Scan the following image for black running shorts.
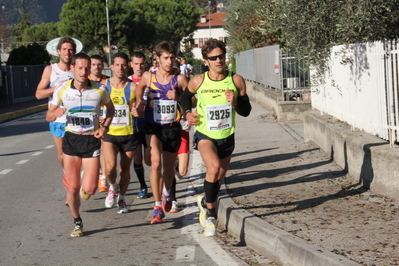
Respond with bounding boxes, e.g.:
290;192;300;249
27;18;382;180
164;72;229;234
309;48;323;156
63;131;101;158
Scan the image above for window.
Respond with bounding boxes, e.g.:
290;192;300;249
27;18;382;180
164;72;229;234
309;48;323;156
199;38;203;48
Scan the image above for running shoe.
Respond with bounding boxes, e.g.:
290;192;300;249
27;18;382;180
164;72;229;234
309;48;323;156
162;194;172;212
136;187;148;199
150;206;165;224
170;201;179;213
105;188;118;208
70;221;83;237
80;186;91;200
117;199;128;214
98;175;108;192
196;195;208;227
63;173;68;189
203;217;218;237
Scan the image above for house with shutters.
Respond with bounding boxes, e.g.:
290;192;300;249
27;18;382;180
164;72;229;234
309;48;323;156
181;12;229;60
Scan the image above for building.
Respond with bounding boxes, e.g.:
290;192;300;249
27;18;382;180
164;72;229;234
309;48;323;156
182;12;229;60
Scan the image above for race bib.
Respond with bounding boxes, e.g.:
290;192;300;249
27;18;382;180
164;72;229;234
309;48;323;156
111;105;130;127
67;112;94;133
206;104;232;131
153;100;177;124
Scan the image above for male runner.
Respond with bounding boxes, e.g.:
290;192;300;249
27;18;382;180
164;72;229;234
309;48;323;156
89;54;109;192
129;51;150;199
46;53;114;237
135;41;188;224
180;38;252;236
36;36;76;197
102;52;141;214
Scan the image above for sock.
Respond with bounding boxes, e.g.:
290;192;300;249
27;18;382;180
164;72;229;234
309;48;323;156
204;180;220;203
109;183;117;191
155;201;162;207
207;208;217;219
74;216;82;224
118;194;125;201
162;185;170;196
134;163;146;188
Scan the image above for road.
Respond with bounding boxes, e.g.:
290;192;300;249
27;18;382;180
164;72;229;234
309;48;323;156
0;112;251;266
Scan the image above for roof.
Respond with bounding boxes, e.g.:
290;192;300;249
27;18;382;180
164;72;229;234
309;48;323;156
196;12;226;28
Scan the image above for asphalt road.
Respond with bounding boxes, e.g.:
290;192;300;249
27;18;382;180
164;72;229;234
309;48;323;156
0;112;253;266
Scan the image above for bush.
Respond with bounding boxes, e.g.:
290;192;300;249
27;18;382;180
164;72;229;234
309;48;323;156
7;42;51;65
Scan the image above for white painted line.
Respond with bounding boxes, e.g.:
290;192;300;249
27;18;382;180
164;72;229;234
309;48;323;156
181;150;241;266
176;246;195;262
0;169;13;175
16;160;29;164
31;152;43;156
45;145;54;149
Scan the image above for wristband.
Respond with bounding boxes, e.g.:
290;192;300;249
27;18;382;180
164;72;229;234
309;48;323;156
101;125;109;132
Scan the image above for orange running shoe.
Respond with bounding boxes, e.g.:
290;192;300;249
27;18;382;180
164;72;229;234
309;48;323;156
150;206;165;224
98;175;108;192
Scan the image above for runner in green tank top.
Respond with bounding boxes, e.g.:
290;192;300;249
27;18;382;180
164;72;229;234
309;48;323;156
180;39;252;237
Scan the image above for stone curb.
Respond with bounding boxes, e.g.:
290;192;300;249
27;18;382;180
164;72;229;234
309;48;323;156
0;104;47;124
217;184;361;266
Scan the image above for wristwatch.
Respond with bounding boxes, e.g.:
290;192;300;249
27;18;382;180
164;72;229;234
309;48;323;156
101;125;109;132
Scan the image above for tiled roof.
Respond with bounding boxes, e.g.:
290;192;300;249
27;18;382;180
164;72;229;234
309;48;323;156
196;12;226;28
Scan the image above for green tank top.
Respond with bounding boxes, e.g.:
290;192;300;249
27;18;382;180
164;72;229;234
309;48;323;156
196;71;238;139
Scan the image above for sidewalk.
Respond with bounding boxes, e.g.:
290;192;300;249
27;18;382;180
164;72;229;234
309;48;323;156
0;99;47;123
3;99;398;266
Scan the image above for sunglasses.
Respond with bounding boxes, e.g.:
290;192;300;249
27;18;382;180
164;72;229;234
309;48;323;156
206;54;226;61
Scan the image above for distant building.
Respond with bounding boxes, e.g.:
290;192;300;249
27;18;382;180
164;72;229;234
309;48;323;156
181;12;229;60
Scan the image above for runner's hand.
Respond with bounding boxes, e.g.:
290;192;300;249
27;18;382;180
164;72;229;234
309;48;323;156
225;88;236;106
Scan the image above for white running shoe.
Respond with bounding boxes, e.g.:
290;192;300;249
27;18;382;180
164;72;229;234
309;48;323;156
117;199;128;214
170;201;179;213
105;188;118;208
203;217;218;237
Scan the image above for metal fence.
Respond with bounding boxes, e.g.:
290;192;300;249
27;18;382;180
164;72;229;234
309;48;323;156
235;45;310;101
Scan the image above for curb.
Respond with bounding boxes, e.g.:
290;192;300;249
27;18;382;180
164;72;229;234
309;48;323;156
0;104;47;124
217;184;361;266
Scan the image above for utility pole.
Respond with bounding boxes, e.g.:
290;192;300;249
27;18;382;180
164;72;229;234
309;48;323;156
208;0;211;38
106;0;111;65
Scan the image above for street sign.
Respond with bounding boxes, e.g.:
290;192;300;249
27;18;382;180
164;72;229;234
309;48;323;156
46;37;83;57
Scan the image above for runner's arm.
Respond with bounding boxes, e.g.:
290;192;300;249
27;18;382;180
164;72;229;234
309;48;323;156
36;65;54;99
233;74;251;117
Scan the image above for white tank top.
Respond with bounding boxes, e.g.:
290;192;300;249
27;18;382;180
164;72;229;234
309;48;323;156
49;64;74;123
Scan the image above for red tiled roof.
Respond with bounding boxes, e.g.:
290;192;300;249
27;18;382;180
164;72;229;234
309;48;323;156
196;12;226;28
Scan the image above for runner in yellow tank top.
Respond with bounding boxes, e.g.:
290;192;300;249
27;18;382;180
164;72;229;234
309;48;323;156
101;52;142;214
180;39;252;237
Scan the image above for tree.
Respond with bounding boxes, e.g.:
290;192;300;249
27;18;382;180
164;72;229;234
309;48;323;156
7;42;50;65
12;0;31;41
254;0;399;74
224;0;280;55
22;22;59;42
126;0;202;53
58;0;131;61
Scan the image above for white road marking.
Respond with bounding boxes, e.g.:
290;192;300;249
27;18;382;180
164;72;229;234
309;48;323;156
181;150;241;266
31;152;43;156
0;169;12;175
16;160;29;164
45;145;54;149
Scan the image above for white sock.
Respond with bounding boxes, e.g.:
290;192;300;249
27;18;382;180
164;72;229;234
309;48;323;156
109;183;117;191
162;186;170;196
155;201;162;207
118;194;125;201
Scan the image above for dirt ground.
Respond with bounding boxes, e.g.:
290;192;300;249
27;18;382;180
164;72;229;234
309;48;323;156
219;111;399;266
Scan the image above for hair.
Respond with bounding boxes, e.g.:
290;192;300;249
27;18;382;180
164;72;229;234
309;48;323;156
90;54;104;62
131;51;145;60
71;53;90;66
111;51;129;65
57;36;77;52
154;41;176;57
201;38;226;59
